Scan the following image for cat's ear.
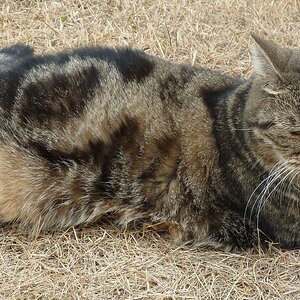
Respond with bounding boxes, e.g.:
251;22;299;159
250;34;291;79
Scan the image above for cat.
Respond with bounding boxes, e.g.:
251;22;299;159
0;34;299;251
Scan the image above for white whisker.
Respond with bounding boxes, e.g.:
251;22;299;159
234;128;253;131
243;160;295;243
245;161;287;223
256;168;294;230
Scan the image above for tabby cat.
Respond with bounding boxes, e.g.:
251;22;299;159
0;35;299;251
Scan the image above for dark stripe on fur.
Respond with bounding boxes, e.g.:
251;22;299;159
70;47;155;83
201;86;233;119
204;83;266;215
159;66;196;107
0;76;20;116
31;117;141;200
95;118;141;199
19;63;101;124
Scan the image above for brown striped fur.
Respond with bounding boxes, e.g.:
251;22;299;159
0;36;299;250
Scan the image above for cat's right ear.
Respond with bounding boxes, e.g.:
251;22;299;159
250;34;293;95
250;34;291;79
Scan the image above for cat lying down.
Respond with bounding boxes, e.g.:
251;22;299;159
0;34;299;251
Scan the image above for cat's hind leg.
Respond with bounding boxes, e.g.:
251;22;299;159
0;136;144;235
0;141;101;233
0;43;34;71
0;43;34;59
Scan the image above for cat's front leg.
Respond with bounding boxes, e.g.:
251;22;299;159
174;209;259;251
200;210;259;251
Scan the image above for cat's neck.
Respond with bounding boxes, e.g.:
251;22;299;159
177;78;267;206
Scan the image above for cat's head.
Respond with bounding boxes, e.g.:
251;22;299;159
244;34;300;170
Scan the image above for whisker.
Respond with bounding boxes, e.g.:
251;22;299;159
256;167;294;229
244;161;294;244
255;165;291;213
285;170;300;211
246;161;288;223
253;163;294;245
233;128;253;131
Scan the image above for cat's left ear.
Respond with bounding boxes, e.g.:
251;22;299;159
250;34;292;79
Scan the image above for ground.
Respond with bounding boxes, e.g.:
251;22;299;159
0;0;300;299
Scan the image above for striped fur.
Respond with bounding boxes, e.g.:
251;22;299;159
0;36;299;250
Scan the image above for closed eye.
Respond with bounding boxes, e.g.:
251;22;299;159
290;130;300;136
255;121;275;130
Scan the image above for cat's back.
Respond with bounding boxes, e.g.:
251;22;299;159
0;44;238;119
0;44;244;152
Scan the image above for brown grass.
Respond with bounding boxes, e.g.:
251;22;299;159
0;0;300;299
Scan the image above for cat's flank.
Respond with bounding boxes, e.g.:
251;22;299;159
0;35;299;251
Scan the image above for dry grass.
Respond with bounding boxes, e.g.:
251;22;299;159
0;0;300;299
